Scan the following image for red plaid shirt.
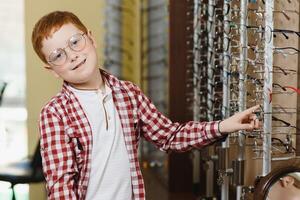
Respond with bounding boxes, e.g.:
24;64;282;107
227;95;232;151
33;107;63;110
39;70;225;200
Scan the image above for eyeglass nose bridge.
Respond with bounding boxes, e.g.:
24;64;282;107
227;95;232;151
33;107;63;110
63;45;80;63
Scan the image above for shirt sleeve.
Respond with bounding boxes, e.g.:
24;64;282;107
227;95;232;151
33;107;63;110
133;84;227;152
39;109;78;199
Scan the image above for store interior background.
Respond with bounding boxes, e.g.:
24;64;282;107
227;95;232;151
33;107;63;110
0;0;299;200
1;0;171;199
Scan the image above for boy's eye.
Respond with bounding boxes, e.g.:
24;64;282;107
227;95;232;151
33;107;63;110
54;52;62;59
49;49;65;62
71;39;79;46
69;36;81;47
68;33;86;51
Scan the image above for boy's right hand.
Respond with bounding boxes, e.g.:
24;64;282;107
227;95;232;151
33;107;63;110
219;105;261;134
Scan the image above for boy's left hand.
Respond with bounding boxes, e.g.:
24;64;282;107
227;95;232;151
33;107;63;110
219;105;261;134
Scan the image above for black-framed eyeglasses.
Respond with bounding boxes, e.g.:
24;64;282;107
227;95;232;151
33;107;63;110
47;33;87;66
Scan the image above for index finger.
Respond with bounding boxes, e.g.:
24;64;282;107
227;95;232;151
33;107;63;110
242;105;261;115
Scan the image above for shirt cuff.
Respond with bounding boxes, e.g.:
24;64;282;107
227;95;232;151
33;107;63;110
206;120;228;143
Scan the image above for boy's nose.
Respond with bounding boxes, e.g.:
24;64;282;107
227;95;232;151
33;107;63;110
65;47;79;63
70;54;79;63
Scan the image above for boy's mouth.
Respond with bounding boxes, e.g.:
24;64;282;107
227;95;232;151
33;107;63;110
72;59;86;70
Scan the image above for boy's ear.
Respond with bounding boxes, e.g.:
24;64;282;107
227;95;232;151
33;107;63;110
44;65;60;78
87;30;97;48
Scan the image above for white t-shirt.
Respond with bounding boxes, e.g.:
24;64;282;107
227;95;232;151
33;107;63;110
70;84;132;200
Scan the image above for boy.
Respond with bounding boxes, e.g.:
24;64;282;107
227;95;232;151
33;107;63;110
32;11;260;200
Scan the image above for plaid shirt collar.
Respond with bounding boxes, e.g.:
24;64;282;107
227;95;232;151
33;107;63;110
62;69;122;97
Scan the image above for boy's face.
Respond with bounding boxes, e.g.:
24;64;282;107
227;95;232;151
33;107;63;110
41;23;98;86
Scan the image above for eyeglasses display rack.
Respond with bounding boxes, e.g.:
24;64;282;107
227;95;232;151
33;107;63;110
186;0;300;199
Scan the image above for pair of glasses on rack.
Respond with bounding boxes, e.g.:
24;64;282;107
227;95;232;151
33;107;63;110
253;66;296;76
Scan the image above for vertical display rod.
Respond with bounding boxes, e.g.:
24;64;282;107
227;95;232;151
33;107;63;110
221;0;231;199
236;0;247;199
262;0;274;176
